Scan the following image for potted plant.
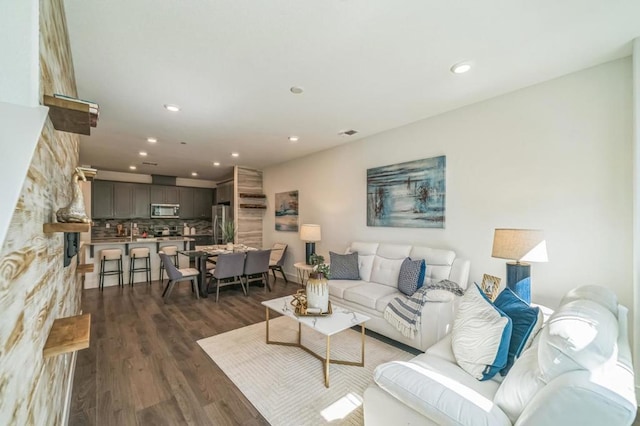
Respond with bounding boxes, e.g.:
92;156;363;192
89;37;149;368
307;253;330;313
221;220;235;250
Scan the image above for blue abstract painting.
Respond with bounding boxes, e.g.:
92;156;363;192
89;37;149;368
367;156;446;228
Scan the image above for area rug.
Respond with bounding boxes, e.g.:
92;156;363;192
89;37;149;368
197;316;415;426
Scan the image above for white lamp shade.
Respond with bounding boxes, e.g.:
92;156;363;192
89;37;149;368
491;228;548;263
300;224;321;242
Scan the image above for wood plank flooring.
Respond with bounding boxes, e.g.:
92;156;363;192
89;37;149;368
70;277;295;425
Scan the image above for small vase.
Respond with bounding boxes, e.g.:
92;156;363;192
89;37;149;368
306;272;329;313
226;242;234;251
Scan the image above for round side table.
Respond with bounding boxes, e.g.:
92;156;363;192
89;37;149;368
293;262;314;286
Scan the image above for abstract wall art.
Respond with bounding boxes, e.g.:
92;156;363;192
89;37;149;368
367;155;446;228
275;190;299;231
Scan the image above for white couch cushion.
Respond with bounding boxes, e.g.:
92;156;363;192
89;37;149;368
370;256;405;287
376;243;412;259
356;254;375;282
537;299;618;382
328;280;366;299
560;285;618;317
343;282;398;310
409;246;455;285
348;241;379;256
373;355;511;426
452;284;512;381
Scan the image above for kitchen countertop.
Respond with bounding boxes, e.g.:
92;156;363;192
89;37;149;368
89;237;195;245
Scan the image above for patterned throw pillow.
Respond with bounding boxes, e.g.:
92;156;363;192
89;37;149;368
329;251;360;280
397;258;426;296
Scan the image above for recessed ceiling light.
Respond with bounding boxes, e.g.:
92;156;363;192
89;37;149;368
450;61;472;74
164;104;181;112
147;137;157;143
213;162;220;166
139;151;147;156
180;141;187;145
191;172;198;177
339;129;359;136
290;86;304;94
129;166;137;170
288;136;299;142
231;152;239;157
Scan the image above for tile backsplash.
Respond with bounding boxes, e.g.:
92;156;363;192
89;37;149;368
91;218;212;238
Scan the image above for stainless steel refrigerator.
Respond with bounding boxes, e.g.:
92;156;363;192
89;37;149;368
212;205;232;245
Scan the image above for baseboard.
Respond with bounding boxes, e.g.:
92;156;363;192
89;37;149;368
61;349;78;425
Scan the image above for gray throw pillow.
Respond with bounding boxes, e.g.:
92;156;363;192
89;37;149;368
398;257;425;296
329;251;360;280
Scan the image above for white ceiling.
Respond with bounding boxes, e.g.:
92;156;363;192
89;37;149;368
64;0;640;182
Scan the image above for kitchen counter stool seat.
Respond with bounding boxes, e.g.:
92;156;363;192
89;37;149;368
99;248;124;290
129;247;151;285
158;245;179;283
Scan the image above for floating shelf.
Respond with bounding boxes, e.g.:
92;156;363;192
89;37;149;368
238;193;266;199
43;95;92;136
76;264;94;273
239;204;267;209
43;223;91;233
43;313;91;358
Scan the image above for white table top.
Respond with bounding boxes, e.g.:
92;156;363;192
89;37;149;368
262;295;370;336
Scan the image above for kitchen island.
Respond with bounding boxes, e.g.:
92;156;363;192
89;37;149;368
82;237;195;289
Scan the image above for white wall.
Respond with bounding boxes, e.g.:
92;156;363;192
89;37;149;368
263;58;633;311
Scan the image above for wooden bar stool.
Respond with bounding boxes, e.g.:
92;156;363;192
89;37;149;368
99;248;124;290
158;245;179;284
129;247;151;286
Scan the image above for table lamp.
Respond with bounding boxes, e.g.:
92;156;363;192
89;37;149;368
300;224;321;265
491;228;548;303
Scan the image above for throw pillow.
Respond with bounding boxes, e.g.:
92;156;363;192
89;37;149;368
329;251;360;280
451;284;512;381
397;258;426;296
493;288;542;375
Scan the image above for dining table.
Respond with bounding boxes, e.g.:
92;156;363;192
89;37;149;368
178;245;258;298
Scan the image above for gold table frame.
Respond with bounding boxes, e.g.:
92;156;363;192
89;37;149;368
265;307;366;388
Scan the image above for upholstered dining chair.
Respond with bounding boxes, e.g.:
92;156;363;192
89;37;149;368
208;252;246;302
243;249;271;294
159;252;200;303
268;243;288;285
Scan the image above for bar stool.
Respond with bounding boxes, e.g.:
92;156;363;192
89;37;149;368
99;248;124;290
158;245;179;284
129;247;151;286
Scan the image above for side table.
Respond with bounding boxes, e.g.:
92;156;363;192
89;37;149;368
293;261;314;286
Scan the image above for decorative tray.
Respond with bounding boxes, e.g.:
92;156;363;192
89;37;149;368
290;290;333;316
295;301;333;317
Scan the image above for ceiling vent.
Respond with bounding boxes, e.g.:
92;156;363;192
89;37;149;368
142;161;158;166
339;129;358;136
152;174;177;186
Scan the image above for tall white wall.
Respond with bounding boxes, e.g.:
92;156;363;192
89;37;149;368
263;58;633;311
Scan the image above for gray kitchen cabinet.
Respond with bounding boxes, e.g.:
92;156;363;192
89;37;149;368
151;185;180;204
194;188;213;218
179;187;194;218
92;180;114;218
132;184;150;218
216;181;233;205
113;183;133;218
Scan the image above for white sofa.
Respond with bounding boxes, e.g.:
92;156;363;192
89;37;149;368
364;285;637;426
327;241;470;352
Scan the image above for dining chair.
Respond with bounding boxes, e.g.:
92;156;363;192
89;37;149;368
269;243;288;285
159;252;200;303
243;249;272;294
208;252;246;302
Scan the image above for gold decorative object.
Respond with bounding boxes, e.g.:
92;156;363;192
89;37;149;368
480;273;501;301
290;289;332;316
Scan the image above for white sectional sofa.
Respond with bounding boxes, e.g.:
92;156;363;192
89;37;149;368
327;241;470;352
364;285;637;426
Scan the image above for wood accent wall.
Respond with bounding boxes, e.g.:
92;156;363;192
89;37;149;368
0;0;83;423
234;167;265;248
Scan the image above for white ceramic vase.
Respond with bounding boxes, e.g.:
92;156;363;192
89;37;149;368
306;273;329;313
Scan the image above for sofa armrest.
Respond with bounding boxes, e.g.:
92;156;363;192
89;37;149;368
450;258;470;289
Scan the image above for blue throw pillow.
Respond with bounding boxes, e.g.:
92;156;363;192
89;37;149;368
397;258;426;296
493;287;541;375
329;251;360;280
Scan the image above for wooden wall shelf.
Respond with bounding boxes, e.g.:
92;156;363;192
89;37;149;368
77;264;94;273
43;223;90;233
238;193;266;199
43;95;92;136
43;313;91;358
239;204;267;209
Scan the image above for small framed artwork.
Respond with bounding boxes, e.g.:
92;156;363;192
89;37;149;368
480;274;501;301
275;190;299;232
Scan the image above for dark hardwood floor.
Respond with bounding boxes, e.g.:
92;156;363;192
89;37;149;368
70;276;295;426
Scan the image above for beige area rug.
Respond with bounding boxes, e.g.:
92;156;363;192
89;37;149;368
197;316;415;426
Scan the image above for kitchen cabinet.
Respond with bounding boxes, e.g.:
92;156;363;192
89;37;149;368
92;180;114;218
216;181;233;205
194;188;213;218
113;183;133;218
179;187;194;219
150;185;179;204
132;184;150;217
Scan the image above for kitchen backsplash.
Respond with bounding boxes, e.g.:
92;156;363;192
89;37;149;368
91;218;212;238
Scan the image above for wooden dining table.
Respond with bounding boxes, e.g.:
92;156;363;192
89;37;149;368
178;245;258;298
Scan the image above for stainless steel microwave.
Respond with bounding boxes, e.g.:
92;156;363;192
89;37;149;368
150;203;180;218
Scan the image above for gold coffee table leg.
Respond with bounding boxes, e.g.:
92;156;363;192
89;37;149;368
325;335;331;387
265;307;269;343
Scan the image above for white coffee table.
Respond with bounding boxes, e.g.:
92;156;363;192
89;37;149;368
262;295;370;388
